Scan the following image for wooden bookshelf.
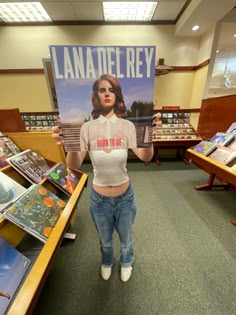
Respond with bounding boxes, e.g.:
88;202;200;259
187;148;236;190
0;131;88;315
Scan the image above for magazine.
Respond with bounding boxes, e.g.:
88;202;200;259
49;45;156;151
1;184;66;243
209;132;234;146
192;140;217;156
46;162;83;196
0;172;27;212
7;149;53;184
0;237;31;315
208;146;236;165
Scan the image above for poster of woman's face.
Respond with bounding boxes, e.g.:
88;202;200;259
49;45;156;151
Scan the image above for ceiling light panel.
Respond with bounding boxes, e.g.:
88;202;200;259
0;2;52;22
103;2;158;21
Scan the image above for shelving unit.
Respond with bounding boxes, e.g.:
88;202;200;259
152;109;202;164
21;112;59;131
0;131;88;315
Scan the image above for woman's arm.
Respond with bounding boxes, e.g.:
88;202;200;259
132;146;154;163
51;125;87;169
66;151;87;169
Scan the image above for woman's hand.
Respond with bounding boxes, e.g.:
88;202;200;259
51;120;63;145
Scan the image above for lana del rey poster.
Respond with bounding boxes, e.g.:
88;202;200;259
49;45;156;152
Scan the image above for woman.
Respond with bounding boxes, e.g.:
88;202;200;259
52;74;153;282
80;74;137;151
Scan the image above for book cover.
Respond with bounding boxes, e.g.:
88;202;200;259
7;149;53;184
0;172;27;212
208;146;236;165
0;136;21;155
2;184;66;243
209;132;234;146
192;140;217;156
0;237;31;315
46;162;82;196
0;138;15;168
49;45;156;151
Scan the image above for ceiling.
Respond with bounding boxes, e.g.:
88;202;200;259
0;0;235;37
0;0;236;97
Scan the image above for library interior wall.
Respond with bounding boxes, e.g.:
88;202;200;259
0;24;213;121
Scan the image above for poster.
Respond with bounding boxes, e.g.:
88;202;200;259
49;45;156;151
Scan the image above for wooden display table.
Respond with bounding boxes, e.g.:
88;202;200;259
187;148;236;190
0;131;88;315
153;138;202;165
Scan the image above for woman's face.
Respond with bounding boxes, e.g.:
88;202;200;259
97;80;116;109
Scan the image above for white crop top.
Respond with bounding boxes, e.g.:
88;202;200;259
89;149;129;186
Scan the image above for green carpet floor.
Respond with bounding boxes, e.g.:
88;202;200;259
33;160;236;315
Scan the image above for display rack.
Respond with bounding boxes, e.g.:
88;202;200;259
21;112;59;131
152;109;202;164
0;131;88;315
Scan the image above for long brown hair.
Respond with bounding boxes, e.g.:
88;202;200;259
91;74;127;119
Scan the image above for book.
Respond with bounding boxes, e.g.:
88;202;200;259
1;184;66;243
6;149;53;184
209;132;234;146
46;162;82;196
0;237;31;315
208;146;236;165
0;172;27;212
192;140;217;156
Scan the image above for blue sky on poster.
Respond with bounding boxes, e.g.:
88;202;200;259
50;46;156;123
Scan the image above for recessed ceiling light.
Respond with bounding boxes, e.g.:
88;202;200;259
216;49;220;53
103;2;158;21
233;34;236;38
0;2;52;23
192;25;200;31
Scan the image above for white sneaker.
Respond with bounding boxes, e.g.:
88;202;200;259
101;265;112;280
121;266;132;282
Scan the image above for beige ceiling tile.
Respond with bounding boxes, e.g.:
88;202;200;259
73;2;103;20
153;2;185;20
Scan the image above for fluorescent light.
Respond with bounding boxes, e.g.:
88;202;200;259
103;2;158;21
0;2;52;22
192;25;200;31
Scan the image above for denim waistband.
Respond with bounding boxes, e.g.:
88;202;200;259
91;182;132;200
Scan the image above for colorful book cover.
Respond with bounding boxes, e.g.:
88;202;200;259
47;162;82;196
209;132;234;146
0;172;27;212
208;146;236;165
2;184;66;243
0;138;15;168
49;45;156;151
7;149;53;184
193;140;217;156
0;136;21;155
0;237;31;315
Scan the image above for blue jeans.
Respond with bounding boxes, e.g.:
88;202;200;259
90;184;136;268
